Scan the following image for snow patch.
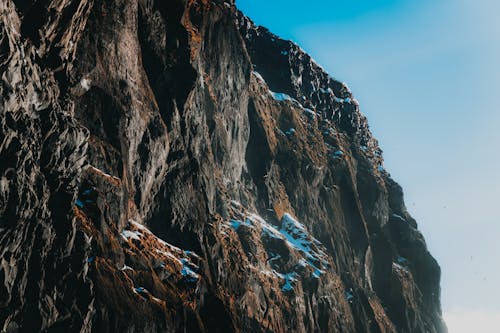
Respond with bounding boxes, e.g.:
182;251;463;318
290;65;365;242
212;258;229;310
228;203;331;292
278;272;298;292
334;96;353;104
303;108;316;118
270;91;294;102
345;289;354;303
121;265;134;271
392;214;406;222
252;71;265;83
121;230;141;241
121;220;201;282
180;258;200;282
80;78;91;91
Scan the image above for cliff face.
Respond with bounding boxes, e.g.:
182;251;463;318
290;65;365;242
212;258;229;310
0;0;446;332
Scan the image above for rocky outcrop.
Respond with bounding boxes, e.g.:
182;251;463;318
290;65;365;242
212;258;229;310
0;0;446;332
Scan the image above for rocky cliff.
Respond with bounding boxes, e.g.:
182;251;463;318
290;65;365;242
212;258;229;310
0;0;446;332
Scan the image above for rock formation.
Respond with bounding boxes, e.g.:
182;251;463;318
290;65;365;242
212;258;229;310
0;0;446;332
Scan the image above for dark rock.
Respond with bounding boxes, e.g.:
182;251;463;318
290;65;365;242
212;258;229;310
0;0;446;332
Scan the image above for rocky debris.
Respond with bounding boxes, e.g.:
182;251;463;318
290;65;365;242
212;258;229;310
0;0;446;332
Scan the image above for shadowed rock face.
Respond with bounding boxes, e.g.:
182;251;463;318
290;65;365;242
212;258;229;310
0;0;446;332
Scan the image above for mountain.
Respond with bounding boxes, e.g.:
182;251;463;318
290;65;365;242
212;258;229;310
0;0;446;332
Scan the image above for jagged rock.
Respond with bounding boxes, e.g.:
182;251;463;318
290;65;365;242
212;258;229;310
0;0;446;332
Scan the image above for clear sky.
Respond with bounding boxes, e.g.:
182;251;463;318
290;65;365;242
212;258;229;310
237;0;500;331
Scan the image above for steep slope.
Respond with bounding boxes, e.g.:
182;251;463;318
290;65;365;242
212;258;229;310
0;0;446;332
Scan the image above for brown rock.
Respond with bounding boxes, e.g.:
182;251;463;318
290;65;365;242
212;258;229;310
0;0;446;332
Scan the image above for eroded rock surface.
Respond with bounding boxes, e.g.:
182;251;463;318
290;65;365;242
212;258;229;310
0;0;446;332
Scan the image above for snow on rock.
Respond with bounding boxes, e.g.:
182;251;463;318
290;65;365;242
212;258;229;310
121;220;201;283
120;265;134;271
251;71;265;83
270;91;294;102
229;219;243;230
180;258;200;282
252;72;320;121
279;214;328;266
303;108;316;118
320;87;333;95
121;229;141;241
279;213;313;253
397;256;409;265
391;213;407;223
334;96;353;104
132;286;164;303
247;213;284;240
344;289;354;303
80;77;91;91
227;202;331;292
393;262;409;273
277;272;298;292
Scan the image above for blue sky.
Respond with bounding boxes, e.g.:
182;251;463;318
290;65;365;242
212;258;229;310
237;0;500;331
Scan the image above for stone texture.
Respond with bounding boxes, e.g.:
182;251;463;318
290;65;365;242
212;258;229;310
0;0;446;332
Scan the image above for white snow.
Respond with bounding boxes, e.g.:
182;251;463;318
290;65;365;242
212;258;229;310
396;256;408;265
344;290;354;303
133;286;146;294
86;165;120;183
280;213;313;254
252;71;265;83
303;108;316;117
121;220;200;282
121;264;135;271
392;214;406;222
334;96;353;104
342;82;352;94
229;219;247;230
227;204;331;291
180;258;200;281
247;213;283;239
270;91;294;102
312;268;323;278
130;220;149;232
121;230;141;241
275;271;298;292
80;77;91;91
393;262;408;272
132;286;163;303
231;200;242;207
268;253;282;263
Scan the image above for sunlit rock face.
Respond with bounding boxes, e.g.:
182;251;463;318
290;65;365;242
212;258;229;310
0;0;446;332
